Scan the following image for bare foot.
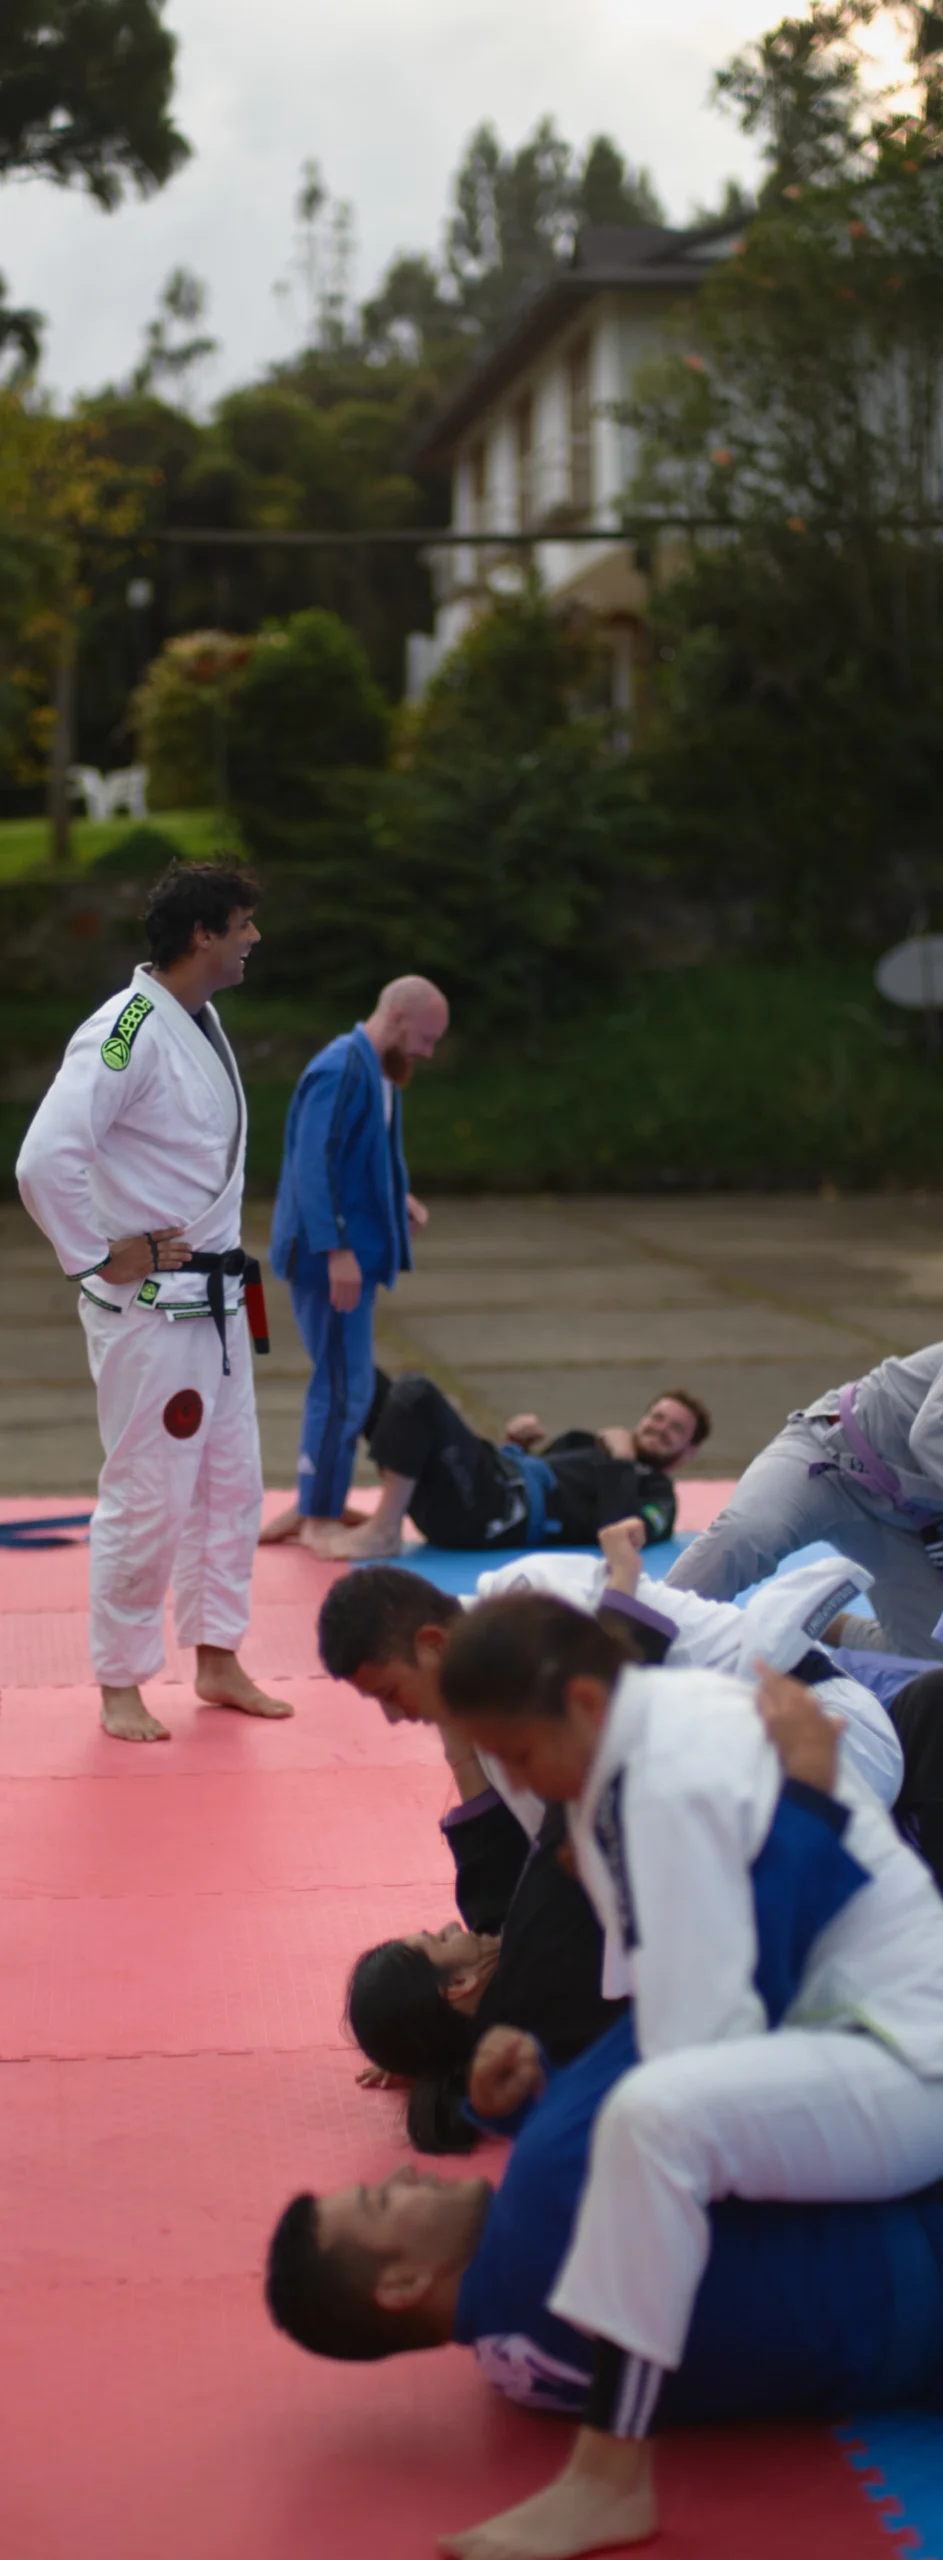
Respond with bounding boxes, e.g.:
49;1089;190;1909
440;2437;657;2560
261;1504;371;1547
299;1517;404;1560
194;1647;294;1719
101;1685;171;1743
258;1502;302;1545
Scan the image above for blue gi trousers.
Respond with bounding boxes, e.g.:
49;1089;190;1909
290;1278;377;1518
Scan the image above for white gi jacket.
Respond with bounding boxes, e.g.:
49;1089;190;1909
571;1663;943;2076
16;965;247;1313
475;1550;904;1812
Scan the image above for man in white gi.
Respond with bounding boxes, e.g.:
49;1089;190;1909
318;1541;906;1836
437;1594;943;2560
665;1343;943;1661
16;860;290;1744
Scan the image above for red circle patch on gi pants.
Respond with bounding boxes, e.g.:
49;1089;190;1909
162;1389;204;1440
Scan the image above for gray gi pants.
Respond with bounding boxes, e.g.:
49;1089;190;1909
665;1415;943;1662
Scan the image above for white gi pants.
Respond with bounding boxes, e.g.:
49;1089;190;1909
80;1296;263;1686
665;1416;943;1661
551;2029;943;2382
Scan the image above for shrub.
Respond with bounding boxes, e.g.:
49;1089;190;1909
132;631;256;811
228;608;388;859
387;589;665;1026
93;824;185;877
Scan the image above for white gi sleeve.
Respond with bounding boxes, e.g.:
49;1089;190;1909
16;1014;148;1277
475;1554;607;1610
626;1740;770;2059
908;1369;943;1497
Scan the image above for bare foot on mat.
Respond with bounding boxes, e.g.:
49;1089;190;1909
101;1686;171;1743
440;2438;657;2560
258;1502;301;1544
299;1518;404;1560
195;1648;294;1718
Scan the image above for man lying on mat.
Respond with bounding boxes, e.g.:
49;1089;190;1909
265;2008;943;2466
413;1603;943;2559
287;1371;708;1559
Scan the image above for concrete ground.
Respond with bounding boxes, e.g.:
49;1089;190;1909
2;1192;942;1497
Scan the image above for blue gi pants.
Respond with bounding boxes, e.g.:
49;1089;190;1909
290;1278;377;1518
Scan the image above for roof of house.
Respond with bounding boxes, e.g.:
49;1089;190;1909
410;217;746;467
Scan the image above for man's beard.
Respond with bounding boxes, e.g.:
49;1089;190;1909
381;1045;415;1088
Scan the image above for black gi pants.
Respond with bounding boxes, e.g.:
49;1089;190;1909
890;1670;943;1896
364;1370;527;1550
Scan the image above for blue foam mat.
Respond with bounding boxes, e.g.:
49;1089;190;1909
382;1534;875;1608
373;1534;691;1595
838;2411;943;2554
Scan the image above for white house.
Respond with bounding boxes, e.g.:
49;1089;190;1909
408;218;746;709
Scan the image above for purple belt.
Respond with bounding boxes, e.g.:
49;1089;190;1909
810;1382;929;1515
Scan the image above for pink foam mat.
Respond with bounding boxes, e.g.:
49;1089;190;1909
0;1765;457;1898
0;2279;895;2560
0;1480;893;2560
0;1880;458;2059
0;1680;445;1777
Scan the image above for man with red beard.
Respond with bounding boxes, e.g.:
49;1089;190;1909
263;978;449;1551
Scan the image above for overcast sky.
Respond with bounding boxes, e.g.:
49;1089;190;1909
4;1;817;406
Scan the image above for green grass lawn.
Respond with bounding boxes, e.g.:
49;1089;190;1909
0;808;239;880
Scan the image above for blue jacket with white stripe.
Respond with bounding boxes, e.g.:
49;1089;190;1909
270;1024;412;1290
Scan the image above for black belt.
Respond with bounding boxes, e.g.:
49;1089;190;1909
790;1645;836;1687
186;1251;269;1375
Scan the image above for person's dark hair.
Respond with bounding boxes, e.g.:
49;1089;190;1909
346;1940;474;2076
407;2061;479;2156
652;1387;712;1448
265;2191;433;2362
318;1565;458;1681
143;859;261;969
346;1941;480;2156
441;1594;622;1725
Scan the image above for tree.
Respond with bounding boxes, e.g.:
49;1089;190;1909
0;272;43;384
0;393;148;856
619;11;943;943
273;158;358;356
0;1;189;204
441;119;666;339
713;4;943;203
688;176;755;229
714;4;877;199
577;137;664;229
361;254;465;366
228;607;388;858
131;267;218;405
388;591;647;1026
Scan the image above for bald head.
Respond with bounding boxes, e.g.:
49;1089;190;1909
366;978;449;1083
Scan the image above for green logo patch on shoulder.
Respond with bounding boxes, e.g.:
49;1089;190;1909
101;993;153;1072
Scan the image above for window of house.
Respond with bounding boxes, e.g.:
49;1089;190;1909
568;337;593;515
515;394;534;528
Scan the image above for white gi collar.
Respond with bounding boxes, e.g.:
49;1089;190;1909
133;964;244;1140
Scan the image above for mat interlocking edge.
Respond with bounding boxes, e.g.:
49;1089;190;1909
0;1492;934;2558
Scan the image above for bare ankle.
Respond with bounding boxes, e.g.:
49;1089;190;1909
569;2431;652;2492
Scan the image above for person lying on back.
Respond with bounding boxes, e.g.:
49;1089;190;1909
303;1372;709;1558
266;2008;943;2434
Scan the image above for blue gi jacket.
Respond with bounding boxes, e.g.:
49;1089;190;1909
270;1024;412;1290
455;2015;943;2424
